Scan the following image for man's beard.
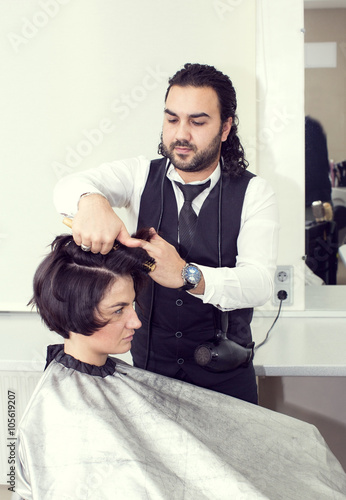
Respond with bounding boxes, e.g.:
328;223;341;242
159;127;223;173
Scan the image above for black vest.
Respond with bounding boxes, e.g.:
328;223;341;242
131;158;255;381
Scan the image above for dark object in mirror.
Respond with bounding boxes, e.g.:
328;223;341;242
334;161;346;187
305;220;338;285
305;116;332;208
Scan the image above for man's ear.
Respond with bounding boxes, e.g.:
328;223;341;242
221;117;233;142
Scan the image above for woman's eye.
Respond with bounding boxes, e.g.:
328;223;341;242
114;308;123;315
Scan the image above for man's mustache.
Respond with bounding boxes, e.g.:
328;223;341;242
170;140;197;152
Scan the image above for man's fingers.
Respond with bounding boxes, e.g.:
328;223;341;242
71;223;159;255
122;237;147;249
116;227;138;247
72;229;115;255
99;241;115;255
148;227;161;240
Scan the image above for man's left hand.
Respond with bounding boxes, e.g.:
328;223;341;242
126;228;186;288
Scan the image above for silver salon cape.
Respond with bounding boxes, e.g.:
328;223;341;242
14;345;346;500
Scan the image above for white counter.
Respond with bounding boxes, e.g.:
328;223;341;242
252;316;346;377
1;288;345;377
252;286;346;376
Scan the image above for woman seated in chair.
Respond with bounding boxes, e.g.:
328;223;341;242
15;234;346;500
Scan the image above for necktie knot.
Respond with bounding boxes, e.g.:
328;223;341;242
175;180;211;203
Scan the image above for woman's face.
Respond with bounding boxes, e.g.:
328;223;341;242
66;275;142;366
91;275;142;356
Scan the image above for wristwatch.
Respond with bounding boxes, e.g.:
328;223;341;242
181;263;202;291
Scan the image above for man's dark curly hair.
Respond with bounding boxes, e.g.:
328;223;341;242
158;63;248;177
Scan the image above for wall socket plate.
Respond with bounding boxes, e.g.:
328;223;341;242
272;265;293;306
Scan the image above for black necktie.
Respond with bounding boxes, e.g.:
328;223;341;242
175;180;211;257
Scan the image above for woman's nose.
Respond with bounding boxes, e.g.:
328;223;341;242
128;309;142;330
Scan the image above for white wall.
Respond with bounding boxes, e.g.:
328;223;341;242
256;0;306;311
0;0;256;311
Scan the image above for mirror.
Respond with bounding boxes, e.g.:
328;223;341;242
304;1;346;286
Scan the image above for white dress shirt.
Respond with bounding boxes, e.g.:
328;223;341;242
54;156;280;311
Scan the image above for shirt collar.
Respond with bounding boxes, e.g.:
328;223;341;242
166;160;221;190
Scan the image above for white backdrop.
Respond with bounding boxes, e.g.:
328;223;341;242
0;0;256;311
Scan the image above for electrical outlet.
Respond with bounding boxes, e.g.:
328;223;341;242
272;265;293;306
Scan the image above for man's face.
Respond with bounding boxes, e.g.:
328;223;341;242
161;85;232;178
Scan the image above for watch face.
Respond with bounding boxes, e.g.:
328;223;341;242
185;265;201;285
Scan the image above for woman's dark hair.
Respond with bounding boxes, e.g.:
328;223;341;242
158;63;249;177
28;233;153;339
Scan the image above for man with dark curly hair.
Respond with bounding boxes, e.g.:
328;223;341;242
54;63;279;403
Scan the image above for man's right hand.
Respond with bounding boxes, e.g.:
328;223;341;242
72;194;133;254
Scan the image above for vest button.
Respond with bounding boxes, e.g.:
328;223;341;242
176;299;183;306
175;331;183;338
177;358;184;365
